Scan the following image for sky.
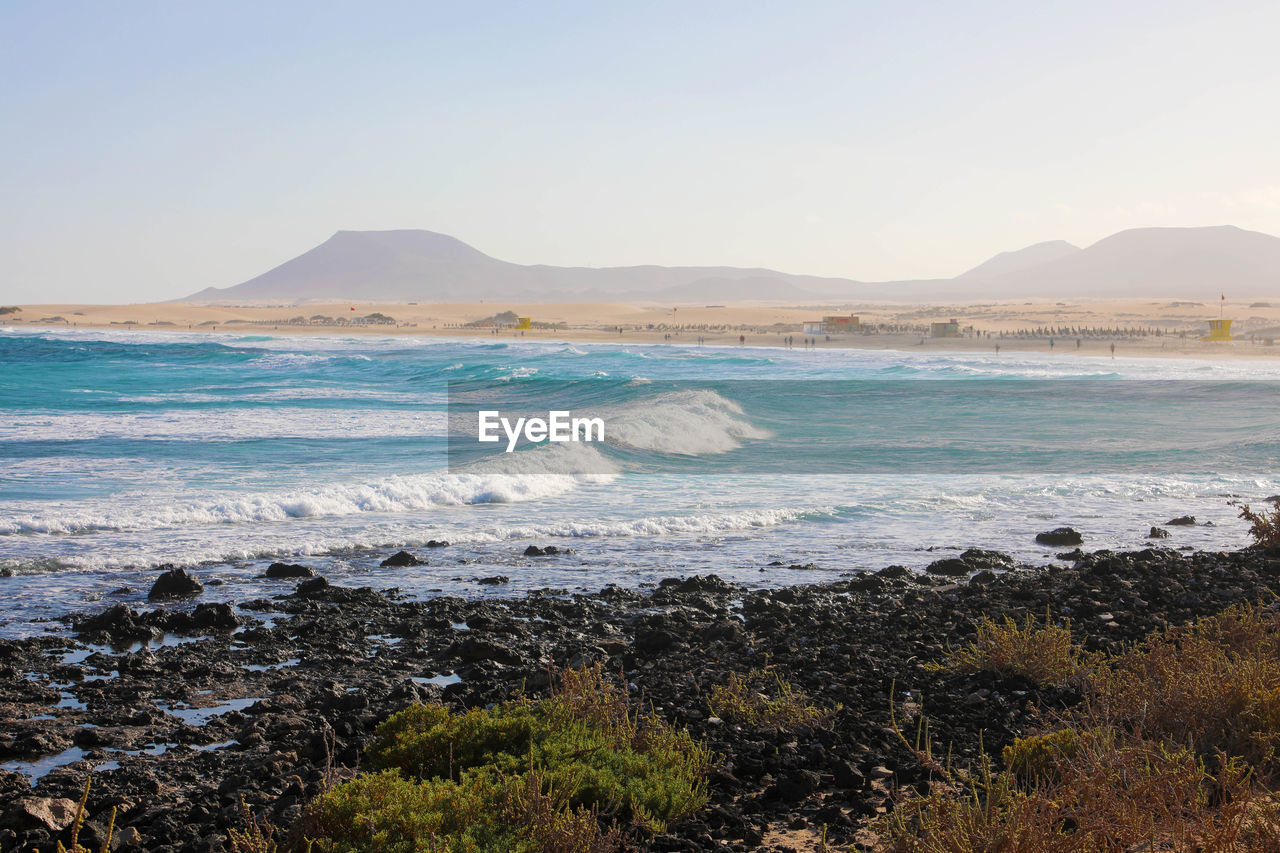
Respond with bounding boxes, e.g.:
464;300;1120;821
3;0;1279;304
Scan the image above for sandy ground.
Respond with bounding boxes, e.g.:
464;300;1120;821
7;297;1280;359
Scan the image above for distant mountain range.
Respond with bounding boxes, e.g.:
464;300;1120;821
185;225;1280;304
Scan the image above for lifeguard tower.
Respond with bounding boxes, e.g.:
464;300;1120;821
516;317;531;330
1203;318;1233;341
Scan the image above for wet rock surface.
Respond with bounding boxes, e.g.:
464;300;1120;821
2;546;1279;851
379;551;424;568
146;569;204;601
262;563;315;579
1034;527;1083;546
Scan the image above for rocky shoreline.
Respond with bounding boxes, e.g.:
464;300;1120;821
3;544;1279;852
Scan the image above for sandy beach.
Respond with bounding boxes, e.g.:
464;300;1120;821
7;297;1280;359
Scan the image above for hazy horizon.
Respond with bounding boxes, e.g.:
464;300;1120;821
3;1;1279;303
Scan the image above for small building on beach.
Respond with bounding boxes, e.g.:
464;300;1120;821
931;319;961;338
803;315;862;334
1203;318;1234;341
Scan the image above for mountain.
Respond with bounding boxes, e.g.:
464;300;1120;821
185;230;851;304
959;240;1081;279
963;226;1280;299
184;225;1280;304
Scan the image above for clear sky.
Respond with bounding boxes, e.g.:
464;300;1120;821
3;0;1279;303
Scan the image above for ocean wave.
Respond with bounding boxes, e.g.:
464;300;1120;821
0;408;447;441
464;442;618;478
249;352;368;369
605;389;771;455
462;505;823;541
0;467;598;535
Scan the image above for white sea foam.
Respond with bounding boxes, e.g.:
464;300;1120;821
464;442;618;479
0;408;447;441
459;505;820;541
0;466;595;535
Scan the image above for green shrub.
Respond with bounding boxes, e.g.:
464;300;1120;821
1001;729;1082;784
298;769;503;853
295;665;709;852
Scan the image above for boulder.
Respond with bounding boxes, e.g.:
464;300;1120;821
263;562;315;578
1035;527;1083;546
925;558;971;577
294;577;330;597
1147;527;1171;539
928;548;1015;577
524;545;563;557
876;565;912;580
1166;516;1196;526
74;604;146;637
425;539;450;548
380;551;424;568
957;548;1015;569
148;568;203;600
188;602;240;630
477;576;509;586
450;637;523;666
658;575;734;594
5;797;79;832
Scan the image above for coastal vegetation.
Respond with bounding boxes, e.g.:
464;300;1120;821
934;611;1089;686
1240;501;1280;549
882;603;1280;850
289;664;709;852
707;669;833;728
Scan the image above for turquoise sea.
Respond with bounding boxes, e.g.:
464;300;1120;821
2;327;1278;637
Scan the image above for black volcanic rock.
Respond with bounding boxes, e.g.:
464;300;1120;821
1035;527;1083;546
1166;516;1196;526
264;562;315;578
294;577;330;597
380;551;424;567
147;568;203;600
524;545;567;557
928;548;1016;577
11;544;1280;853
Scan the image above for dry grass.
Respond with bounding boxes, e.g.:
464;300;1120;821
939;611;1089;686
879;602;1280;852
226;796;279;853
882;731;1280;852
1090;602;1280;775
707;669;835;728
1241;503;1280;548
